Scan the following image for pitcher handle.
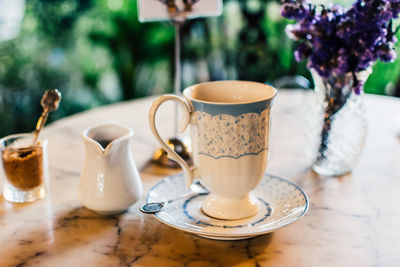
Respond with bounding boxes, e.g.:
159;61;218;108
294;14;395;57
149;95;194;188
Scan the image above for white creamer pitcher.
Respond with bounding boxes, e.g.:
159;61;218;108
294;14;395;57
79;123;143;214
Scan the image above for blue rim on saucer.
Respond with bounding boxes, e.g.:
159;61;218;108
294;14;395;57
145;173;309;240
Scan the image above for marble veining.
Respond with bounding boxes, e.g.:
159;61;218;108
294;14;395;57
0;91;399;266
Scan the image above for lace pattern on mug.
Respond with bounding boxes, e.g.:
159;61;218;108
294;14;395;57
192;109;269;159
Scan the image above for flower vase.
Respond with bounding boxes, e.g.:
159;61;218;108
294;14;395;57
306;70;371;176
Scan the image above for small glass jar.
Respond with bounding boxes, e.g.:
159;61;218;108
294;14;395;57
0;133;48;202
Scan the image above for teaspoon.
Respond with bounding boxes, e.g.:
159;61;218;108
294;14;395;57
32;89;62;146
140;180;208;214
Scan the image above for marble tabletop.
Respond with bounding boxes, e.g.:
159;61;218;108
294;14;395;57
0;90;399;267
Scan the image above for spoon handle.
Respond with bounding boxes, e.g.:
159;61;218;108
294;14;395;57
140;191;196;214
166;190;198;205
32;108;49;146
32;89;62;146
140;180;208;214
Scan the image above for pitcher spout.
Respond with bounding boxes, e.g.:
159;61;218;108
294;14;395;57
82;123;133;156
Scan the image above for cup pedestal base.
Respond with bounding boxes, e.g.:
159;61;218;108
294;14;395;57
201;193;259;220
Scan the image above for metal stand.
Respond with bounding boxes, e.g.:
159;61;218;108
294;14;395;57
151;1;197;167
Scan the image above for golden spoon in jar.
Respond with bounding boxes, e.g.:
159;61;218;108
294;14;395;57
32;89;62;146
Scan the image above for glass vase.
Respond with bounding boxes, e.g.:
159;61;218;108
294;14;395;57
306;70;371;176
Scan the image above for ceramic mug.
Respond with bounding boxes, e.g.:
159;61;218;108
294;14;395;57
149;81;277;220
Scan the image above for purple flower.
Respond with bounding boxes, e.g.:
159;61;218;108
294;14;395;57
354;81;363;95
281;0;310;20
332;48;349;75
376;44;397;61
281;0;400;93
392;1;400;18
294;42;312;61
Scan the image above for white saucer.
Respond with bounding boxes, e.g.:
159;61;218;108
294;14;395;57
146;173;308;240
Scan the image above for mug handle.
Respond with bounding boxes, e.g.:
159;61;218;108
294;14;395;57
149;94;195;188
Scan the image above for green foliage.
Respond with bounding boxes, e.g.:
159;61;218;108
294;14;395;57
0;0;174;136
365;32;400;95
88;0;174;99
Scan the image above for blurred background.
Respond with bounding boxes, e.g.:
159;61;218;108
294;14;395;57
0;0;399;137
